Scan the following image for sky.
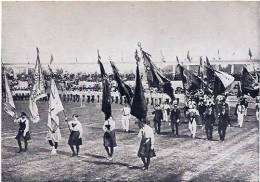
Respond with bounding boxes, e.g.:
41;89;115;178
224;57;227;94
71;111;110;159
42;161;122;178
2;1;260;72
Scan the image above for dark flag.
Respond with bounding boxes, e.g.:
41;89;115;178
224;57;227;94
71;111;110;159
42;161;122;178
97;51;111;120
141;49;175;101
241;66;259;98
176;56;180;64
177;64;202;94
110;61;133;105
205;59;234;97
130;62;148;121
248;48;252;60
187;51;191;62
198;56;203;78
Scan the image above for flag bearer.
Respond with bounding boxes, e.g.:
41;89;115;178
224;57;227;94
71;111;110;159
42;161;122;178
103;116;117;160
188;107;199;139
14;112;31;153
121;104;131;132
237;100;246;127
46;115;61;155
218;105;231;142
204;105;215;140
170;103;181;136
137;119;156;171
67;114;83;157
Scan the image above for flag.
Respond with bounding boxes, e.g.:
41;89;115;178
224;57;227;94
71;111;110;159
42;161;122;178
241;66;260;98
176;56;180;64
29;98;40;123
135;50;140;63
110;61;133;105
160;50;166;63
97;50;106;78
248;48;252;60
205;61;235;97
30;47;47;101
141;49;175;101
47;78;64;132
198;56;203;78
130;63;147;121
29;47;47;123
50;54;54;65
98;52;111;120
3;70;16;117
187;51;191;62
177;64;202;94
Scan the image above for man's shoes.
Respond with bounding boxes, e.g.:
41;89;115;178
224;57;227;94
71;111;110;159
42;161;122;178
71;153;76;157
142;166;147;171
17;149;23;153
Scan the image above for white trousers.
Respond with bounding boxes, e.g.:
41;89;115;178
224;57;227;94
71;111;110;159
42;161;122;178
122;115;130;132
163;111;169;122
188;121;197;138
256;111;260;122
237;113;244;127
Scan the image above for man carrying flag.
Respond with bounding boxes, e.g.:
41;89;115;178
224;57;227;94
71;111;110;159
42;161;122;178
131;49;155;170
98;51;117;160
46;58;64;155
241;66;259;98
29;47;47;123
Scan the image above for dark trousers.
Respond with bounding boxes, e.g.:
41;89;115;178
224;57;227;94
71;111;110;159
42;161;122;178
17;140;28;152
105;146;114;157
205;125;213;140
171;122;179;135
48;140;58;149
154;121;161;134
141;156;150;169
218;126;227;141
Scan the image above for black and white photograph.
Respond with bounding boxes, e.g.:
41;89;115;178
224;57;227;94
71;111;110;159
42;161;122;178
1;1;260;181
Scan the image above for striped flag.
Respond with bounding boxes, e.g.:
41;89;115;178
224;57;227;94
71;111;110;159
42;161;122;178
3;70;16;117
29;47;47;123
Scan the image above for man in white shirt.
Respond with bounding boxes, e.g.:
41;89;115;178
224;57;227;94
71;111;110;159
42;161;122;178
137;119;156;170
67;114;83;157
256;99;260;121
121;104;131;132
237;101;246;127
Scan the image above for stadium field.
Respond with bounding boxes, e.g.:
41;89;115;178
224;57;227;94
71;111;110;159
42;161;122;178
1;101;259;182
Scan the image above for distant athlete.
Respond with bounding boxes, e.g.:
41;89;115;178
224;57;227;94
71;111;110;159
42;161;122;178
103;116;117;161
67;114;83;157
14;112;31;153
137;119;156;170
121;104;131;132
237;101;246;127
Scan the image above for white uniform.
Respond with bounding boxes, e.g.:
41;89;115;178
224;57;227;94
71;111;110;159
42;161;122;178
237;104;246;127
121;106;131;132
256;103;260;121
188;109;199;138
162;103;170;122
138;124;155;149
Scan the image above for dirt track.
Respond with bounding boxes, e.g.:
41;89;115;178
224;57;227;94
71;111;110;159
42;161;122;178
1;101;259;181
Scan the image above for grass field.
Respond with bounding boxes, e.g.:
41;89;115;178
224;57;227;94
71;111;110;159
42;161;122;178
1;100;259;182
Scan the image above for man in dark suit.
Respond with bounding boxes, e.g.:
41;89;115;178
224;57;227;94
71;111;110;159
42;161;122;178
152;105;163;134
170;104;181;136
204;105;215;140
218;105;231;142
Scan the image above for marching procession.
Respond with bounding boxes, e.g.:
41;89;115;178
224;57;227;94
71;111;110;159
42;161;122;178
3;44;260;173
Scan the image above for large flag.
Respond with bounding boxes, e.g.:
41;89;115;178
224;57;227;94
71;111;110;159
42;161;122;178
205;60;235;97
241;66;260;98
140;48;175;101
198;56;203;78
98;52;111;120
29;48;47;123
30;47;47;101
110;61;133;105
3;70;16;117
177;64;202;94
130;62;147;121
47;78;64;132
